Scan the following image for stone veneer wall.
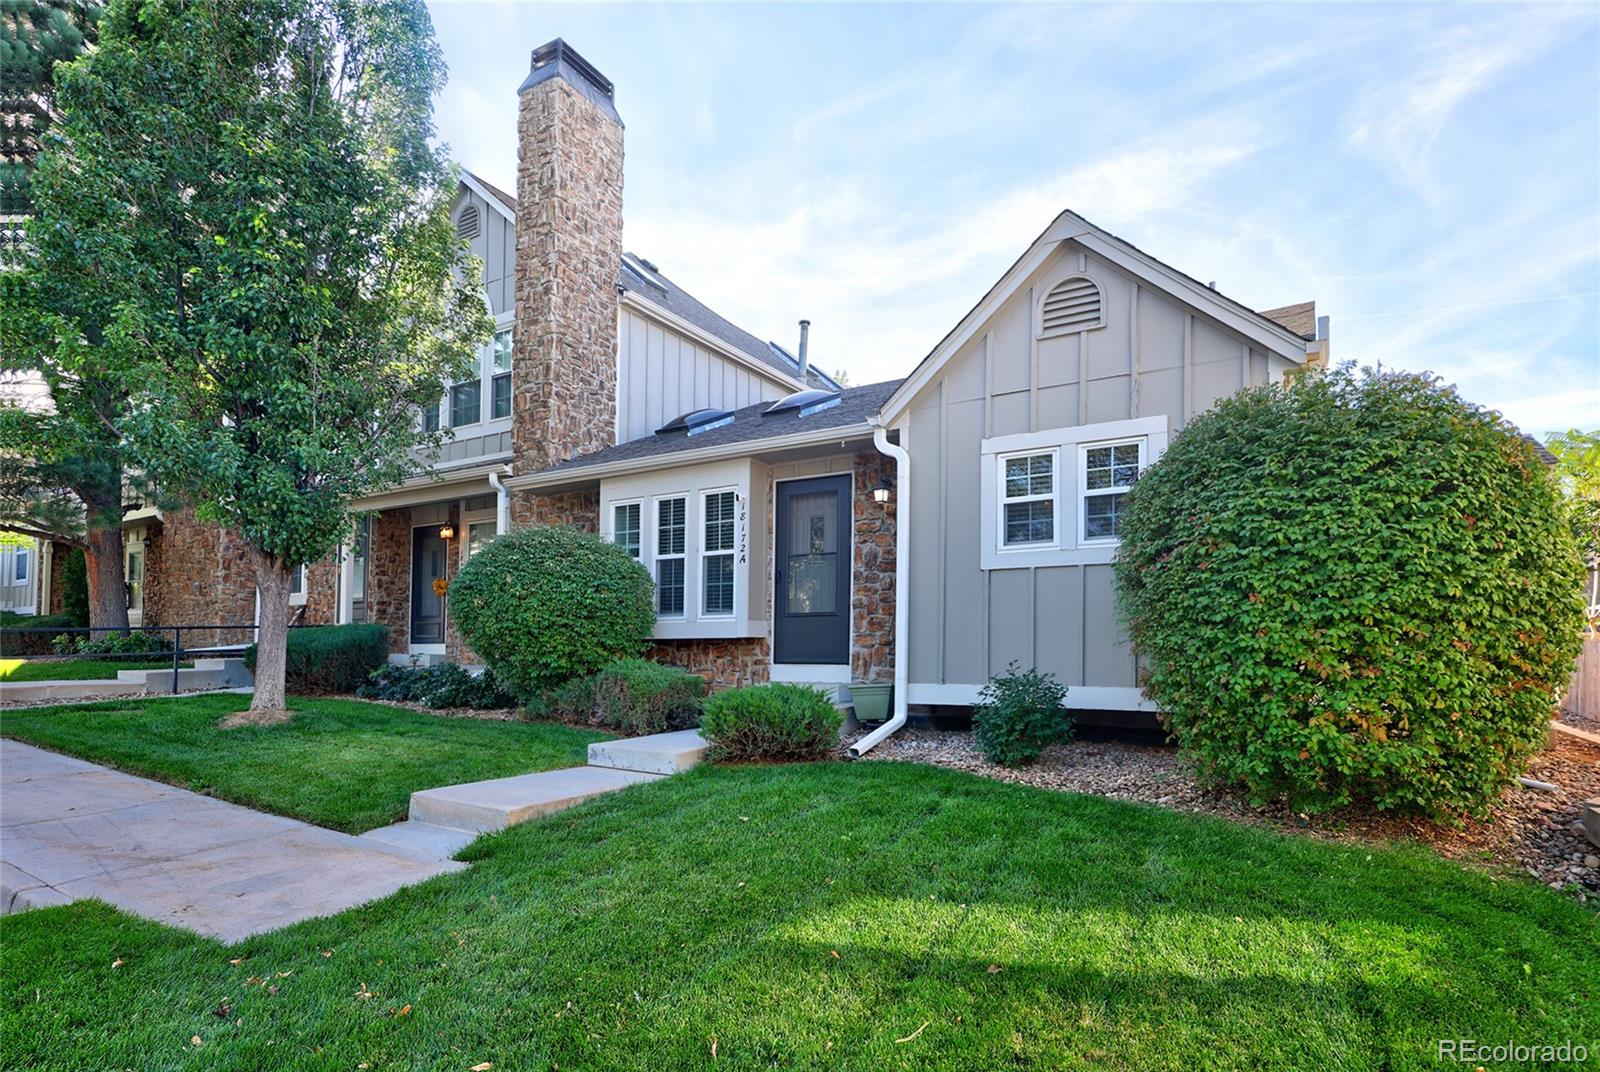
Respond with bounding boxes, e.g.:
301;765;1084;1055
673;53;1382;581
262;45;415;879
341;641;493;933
143;509;257;648
512;75;623;473
644;638;770;689
850;451;897;683
510;489;599;532
366;507;413;654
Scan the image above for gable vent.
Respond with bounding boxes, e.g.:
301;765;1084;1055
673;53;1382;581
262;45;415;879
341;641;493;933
456;204;481;241
1039;276;1103;336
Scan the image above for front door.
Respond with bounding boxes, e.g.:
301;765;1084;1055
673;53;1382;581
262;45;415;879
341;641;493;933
411;528;447;645
774;475;851;664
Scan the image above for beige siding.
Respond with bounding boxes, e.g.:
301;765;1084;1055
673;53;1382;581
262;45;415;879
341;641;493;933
617;309;790;443
905;240;1284;695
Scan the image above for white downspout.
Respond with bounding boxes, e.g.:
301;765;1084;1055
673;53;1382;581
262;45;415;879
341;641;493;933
850;422;910;758
488;465;512;535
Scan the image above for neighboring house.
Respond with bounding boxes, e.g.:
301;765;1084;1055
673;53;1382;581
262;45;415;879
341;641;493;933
130;39;1330;724
0;535;48;617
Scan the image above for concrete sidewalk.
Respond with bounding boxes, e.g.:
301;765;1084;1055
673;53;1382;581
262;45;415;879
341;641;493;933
0;740;464;943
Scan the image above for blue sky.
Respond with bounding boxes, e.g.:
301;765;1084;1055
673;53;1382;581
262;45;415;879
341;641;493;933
426;1;1599;437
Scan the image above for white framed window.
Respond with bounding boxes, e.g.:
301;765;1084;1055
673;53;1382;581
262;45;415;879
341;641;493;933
1079;439;1143;544
611;501;641;558
11;547;28;585
491;329;512;420
289;563;308;606
436;315;513;431
655;496;687;617
702;489;736;616
998;450;1058;549
466;520;498;558
980;416;1168;569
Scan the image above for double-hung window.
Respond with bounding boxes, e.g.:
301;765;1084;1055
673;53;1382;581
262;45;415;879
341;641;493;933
999;451;1057;548
289;563;307;606
612;502;641;559
450;376;481;427
655;497;686;617
12;547;28;585
491;329;512;420
1079;440;1142;542
466;520;498;559
702;490;736;616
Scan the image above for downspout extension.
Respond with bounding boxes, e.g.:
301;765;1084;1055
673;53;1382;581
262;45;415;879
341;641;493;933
850;422;910;758
488;465;512;535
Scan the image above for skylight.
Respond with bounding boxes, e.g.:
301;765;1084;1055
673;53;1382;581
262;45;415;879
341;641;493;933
657;408;735;436
764;388;842;418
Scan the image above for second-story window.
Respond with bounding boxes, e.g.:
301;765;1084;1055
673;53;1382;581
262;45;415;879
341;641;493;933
491;329;512;420
444;320;511;430
450;376;481;427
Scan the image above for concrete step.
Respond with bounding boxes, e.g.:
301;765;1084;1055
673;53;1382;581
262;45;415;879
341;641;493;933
358;820;479;861
587;729;708;775
118;658;251;691
1584;799;1599;850
408;765;662;833
0;678;146;703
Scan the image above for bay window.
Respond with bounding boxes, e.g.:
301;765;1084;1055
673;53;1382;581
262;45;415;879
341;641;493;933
612;501;641;558
656;496;687;617
702;489;736;616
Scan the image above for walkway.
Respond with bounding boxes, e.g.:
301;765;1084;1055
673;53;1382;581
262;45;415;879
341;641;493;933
0;740;465;943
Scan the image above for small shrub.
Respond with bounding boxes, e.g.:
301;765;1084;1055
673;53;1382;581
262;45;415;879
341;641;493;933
50;629;171;657
449;526;656;699
699;683;842;762
356;662;519;709
244;624;387;693
549;658;706;734
57;547;90;626
971;662;1072;767
1114;366;1588;816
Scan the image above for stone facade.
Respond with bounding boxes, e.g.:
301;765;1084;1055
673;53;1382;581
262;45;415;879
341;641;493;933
142;509;257;648
509;488;600;532
645;637;771;690
851;451;897;683
511;70;623;474
366;507;413;655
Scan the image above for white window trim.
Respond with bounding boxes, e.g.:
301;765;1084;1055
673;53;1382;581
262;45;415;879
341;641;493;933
607;498;643;559
1078;437;1145;547
653;494;688;620
289;563;308;606
11;546;28;586
699;486;738;619
995;448;1061;552
980;415;1168;570
438;308;515;434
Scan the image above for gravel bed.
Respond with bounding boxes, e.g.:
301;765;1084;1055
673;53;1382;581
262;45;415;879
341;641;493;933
851;726;1600;903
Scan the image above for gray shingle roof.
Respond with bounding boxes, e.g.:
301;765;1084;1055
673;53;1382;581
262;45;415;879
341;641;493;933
535;378;904;477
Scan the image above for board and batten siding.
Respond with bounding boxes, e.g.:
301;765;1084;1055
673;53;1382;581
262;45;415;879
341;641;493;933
617;308;790;444
905;241;1295;704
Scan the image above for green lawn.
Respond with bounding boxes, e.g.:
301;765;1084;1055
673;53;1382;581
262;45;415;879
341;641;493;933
0;657;192;682
0;694;610;833
2;761;1595;1071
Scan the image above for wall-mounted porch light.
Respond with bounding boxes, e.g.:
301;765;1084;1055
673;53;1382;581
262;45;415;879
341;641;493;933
438;524;455;540
872;476;894;505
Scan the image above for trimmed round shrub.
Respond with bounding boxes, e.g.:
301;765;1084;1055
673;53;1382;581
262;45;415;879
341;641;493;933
1114;366;1588;817
699;683;842;762
972;662;1072;767
449;525;656;699
245;623;387;693
548;658;707;735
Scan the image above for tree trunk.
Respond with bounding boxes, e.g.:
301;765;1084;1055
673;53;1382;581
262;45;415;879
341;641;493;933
84;524;129;632
250;548;292;713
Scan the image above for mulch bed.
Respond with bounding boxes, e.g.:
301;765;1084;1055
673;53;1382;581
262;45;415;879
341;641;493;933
851;725;1600;903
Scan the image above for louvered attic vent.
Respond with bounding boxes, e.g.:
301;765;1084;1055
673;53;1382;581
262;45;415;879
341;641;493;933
457;204;481;241
1039;276;1103;336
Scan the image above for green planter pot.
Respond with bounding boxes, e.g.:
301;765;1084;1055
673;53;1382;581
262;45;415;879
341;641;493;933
850;683;894;724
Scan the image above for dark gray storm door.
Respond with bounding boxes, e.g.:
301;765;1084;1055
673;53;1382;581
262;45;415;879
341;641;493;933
774;475;851;664
411;527;447;644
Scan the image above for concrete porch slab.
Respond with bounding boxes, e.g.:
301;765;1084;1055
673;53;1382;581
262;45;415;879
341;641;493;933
587;729;708;775
408;765;662;833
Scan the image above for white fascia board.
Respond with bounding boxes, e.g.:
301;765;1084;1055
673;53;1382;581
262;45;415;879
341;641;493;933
621;290;807;393
457;172;517;226
504;424;877;492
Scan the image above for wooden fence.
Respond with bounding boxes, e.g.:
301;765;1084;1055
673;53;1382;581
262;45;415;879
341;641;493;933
1563;634;1600;723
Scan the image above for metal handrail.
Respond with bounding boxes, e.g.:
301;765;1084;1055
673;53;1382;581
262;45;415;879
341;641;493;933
0;622;306;694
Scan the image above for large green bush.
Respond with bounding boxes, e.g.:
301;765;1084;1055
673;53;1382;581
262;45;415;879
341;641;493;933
1114;366;1587;817
548;658;707;735
699;683;842;762
356;662;518;710
449;525;656;698
972;662;1072;767
244;623;388;693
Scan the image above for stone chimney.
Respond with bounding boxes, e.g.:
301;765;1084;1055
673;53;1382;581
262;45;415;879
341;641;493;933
512;39;623;472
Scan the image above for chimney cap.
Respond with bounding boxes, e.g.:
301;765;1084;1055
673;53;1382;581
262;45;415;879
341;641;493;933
518;39;621;124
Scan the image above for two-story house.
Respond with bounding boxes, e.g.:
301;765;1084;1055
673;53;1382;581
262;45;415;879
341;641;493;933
129;39;1329;737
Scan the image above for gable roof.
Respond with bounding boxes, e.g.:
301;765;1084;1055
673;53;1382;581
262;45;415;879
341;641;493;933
1260;301;1317;340
876;208;1315;425
456;170;837;392
508;379;903;489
